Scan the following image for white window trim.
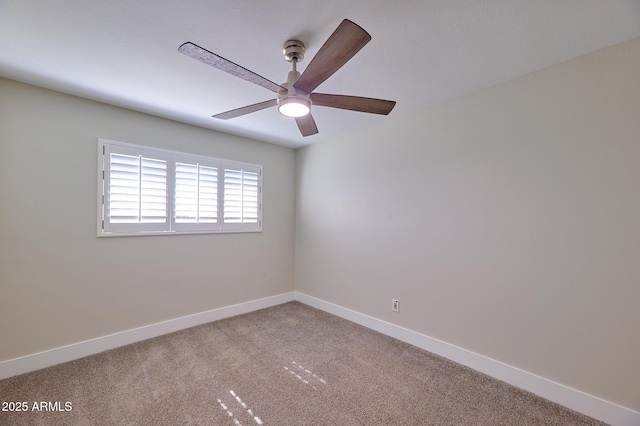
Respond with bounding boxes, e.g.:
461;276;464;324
97;139;262;237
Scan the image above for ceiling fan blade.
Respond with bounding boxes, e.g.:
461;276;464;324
213;99;277;120
295;114;319;137
179;42;285;93
310;93;396;115
294;19;371;94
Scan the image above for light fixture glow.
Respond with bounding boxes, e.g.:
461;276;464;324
278;96;310;118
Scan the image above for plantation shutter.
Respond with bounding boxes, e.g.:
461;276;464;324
108;153;141;223
109;154;167;223
102;143;171;234
99;139;261;236
223;167;260;225
175;162;218;224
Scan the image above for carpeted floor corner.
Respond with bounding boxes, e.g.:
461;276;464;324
0;302;607;425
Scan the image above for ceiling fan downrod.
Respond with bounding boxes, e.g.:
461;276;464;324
278;40;311;117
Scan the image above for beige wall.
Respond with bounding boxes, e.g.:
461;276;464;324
296;38;640;410
0;78;296;361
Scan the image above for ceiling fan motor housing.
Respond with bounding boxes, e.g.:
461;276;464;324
278;69;311;117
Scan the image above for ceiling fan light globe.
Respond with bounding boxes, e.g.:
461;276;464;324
278;97;311;117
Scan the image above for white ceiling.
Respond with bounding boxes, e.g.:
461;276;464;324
1;1;639;148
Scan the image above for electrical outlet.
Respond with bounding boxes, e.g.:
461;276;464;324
392;299;399;312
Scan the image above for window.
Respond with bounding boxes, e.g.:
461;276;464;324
98;139;262;236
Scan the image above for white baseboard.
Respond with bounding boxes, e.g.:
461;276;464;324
2;291;637;425
0;292;295;381
294;292;640;426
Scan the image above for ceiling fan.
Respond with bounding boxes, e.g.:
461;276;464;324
178;19;396;137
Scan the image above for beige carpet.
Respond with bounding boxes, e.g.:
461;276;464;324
0;302;606;425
